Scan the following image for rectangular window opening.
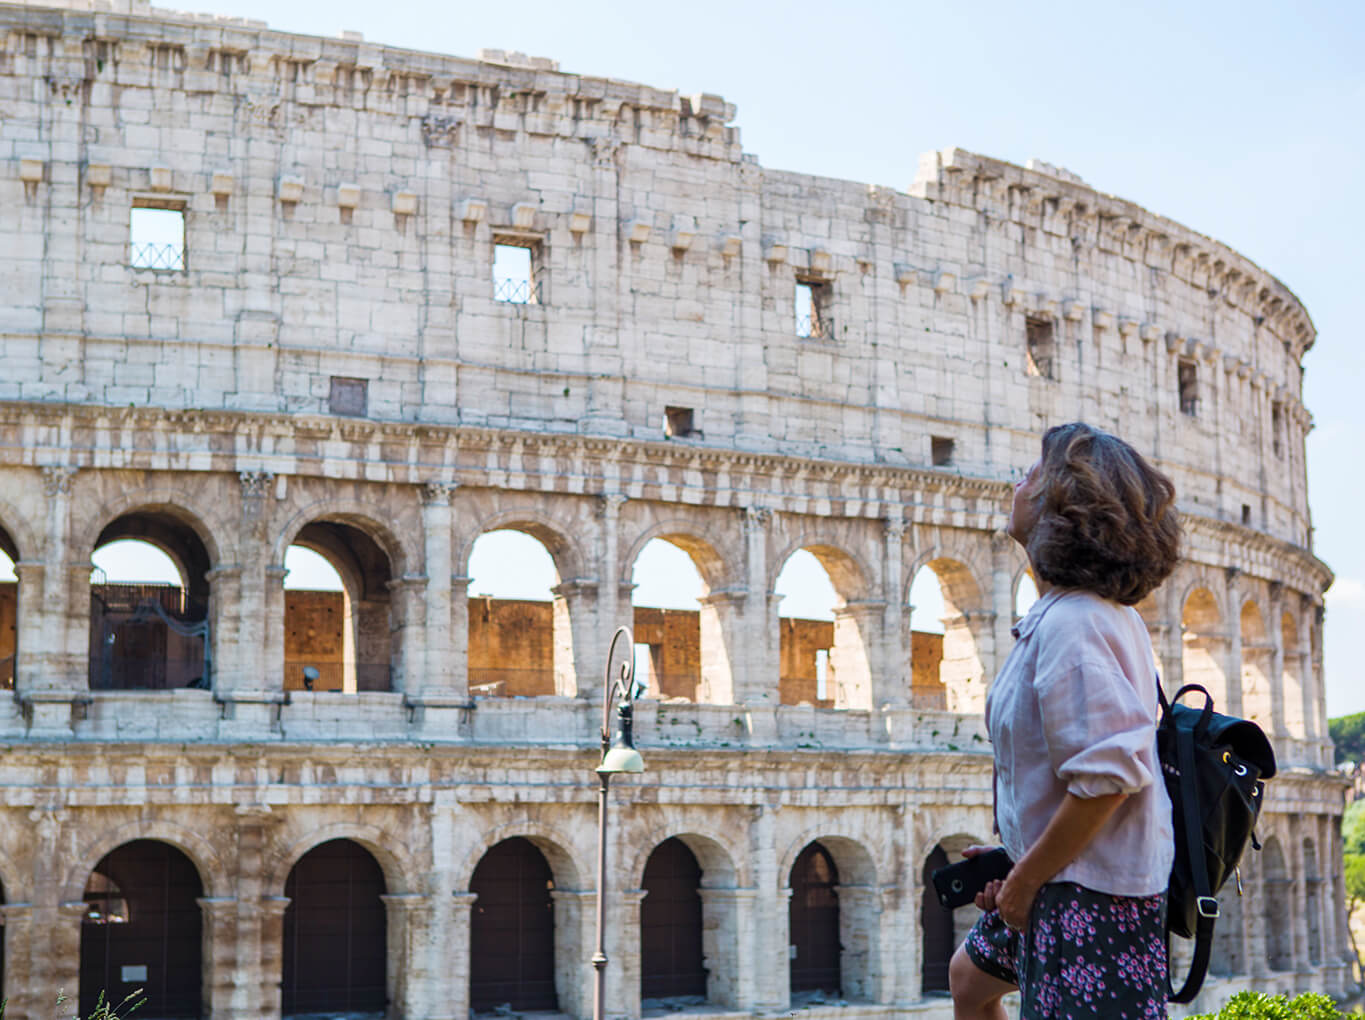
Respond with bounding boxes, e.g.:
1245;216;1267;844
633;642;659;695
795;280;831;339
931;435;955;467
1241;504;1252;527
1271;403;1285;458
328;376;368;417
129;205;185;272
663;406;696;439
494;241;539;304
1178;359;1199;416
1025;317;1056;379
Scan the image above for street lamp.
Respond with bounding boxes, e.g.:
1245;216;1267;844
592;626;645;1020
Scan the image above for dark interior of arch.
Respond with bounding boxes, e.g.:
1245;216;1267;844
0;524;17;564
470;837;557;1012
90;512;213;691
919;845;953;993
641;837;707;1000
282;838;387;1015
789;841;841;994
295;520;392;599
79;839;202;1019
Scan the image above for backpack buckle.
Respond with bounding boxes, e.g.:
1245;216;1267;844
1197;896;1220;919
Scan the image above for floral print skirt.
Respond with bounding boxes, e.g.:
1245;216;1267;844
963;881;1167;1019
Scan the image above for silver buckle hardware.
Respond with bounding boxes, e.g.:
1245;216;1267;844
1197;896;1220;919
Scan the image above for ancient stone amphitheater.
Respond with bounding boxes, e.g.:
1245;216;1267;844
0;0;1348;1016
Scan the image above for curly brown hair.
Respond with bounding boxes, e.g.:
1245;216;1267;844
1024;423;1182;605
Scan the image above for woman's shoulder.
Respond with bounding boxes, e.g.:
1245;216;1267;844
1033;589;1144;644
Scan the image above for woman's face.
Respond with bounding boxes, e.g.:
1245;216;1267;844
1008;459;1042;545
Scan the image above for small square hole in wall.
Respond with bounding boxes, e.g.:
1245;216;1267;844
1025;316;1056;379
664;406;696;438
129;204;185;271
795;280;831;338
329;376;368;417
1241;504;1252;527
931;435;955;467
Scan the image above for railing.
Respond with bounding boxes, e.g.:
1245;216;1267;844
130;241;185;271
494;277;540;304
795;313;834;339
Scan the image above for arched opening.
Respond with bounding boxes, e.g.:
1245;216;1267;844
909;560;986;713
1261;836;1293;971
641;837;706;1002
776;548;871;709
789;842;840;996
282;839;387;1016
0;528;17;690
469;837;557;1013
1281;612;1305;737
79;840;203;1018
1304;838;1322;966
1240;602;1273;729
285;521;394;693
630;539;707;703
89;510;212;690
467;530;573;697
1181;588;1226;707
919;845;953;994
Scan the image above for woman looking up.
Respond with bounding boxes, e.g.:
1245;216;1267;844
949;422;1182;1020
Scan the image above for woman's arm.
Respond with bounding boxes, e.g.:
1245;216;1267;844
983;790;1129;929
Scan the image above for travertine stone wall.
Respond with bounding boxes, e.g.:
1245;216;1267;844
0;0;1346;1017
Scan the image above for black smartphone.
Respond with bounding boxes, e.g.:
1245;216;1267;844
930;848;1013;909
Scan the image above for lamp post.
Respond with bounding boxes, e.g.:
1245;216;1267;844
592;626;645;1020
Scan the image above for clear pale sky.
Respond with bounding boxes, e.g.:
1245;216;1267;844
41;0;1365;715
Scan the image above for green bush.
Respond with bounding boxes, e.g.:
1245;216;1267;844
1189;991;1346;1020
1330;711;1365;765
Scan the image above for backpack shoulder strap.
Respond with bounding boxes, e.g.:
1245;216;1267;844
1167;712;1217;1003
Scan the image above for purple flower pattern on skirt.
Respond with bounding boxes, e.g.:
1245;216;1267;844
963;881;1167;1020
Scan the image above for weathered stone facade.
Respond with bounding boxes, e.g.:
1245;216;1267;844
0;0;1348;1016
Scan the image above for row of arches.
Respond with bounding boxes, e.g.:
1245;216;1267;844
0;498;1322;738
56;832;980;1018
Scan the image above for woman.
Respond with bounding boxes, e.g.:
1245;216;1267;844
949;423;1182;1020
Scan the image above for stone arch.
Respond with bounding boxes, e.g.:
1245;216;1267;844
0;495;40;563
1261;834;1293;971
778;828;880;890
1303;835;1323;966
455;507;587;584
1181;586;1227;707
1239;599;1273;729
63;820;226;903
78;488;230;579
274;500;413;577
619;520;736;595
782;832;881;1002
0;846;27;906
918;831;988;997
905;548;990;713
773;538;875;711
626;823;744;891
265;821;418;897
454;818;587;893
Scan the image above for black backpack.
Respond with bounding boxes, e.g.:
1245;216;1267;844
1157;681;1277;1003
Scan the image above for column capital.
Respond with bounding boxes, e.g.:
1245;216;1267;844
742;505;772;533
420;480;459;506
387;574;429;595
551;577;599;599
41;464;78;496
238;470;274;499
259;896;291;917
596;492;628;518
196;896;239;918
882;516;906;541
991;530;1013;555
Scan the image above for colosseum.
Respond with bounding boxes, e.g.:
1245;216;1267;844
0;0;1348;1016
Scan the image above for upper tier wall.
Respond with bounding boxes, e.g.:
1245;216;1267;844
0;1;1317;550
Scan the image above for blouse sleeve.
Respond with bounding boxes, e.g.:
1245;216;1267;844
1034;658;1156;798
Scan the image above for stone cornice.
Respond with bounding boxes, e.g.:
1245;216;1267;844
909;147;1315;357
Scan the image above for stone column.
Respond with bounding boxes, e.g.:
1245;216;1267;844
447;891;478;1019
550;579;599;698
696;887;757;1009
21;466;84;734
581;136;627;435
197;896;239;1020
1159;581;1184;692
204;564;242;694
747;805;785;1010
1268;583;1288;740
10;560;44;689
0;902;35;1018
833;883;884;1002
733;161;771;449
876;517;908;713
735;508;777;736
1223;568;1245;717
830;600;885;711
381;892;435;1018
38;42;89;375
613;888;647;1020
989;532;1016;684
257;896;290;1020
230;806;280;1019
595;493;629;700
549;889;594;1020
449;575;471;701
52;899;88;1006
386;575;428;694
695;590;745;704
418;483;456;694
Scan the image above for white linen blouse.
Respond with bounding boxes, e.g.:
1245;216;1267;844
985;587;1174;897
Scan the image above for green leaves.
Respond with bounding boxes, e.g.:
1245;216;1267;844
1329;711;1365;765
1189;991;1347;1020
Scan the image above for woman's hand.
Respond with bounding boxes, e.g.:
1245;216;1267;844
993;870;1042;932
